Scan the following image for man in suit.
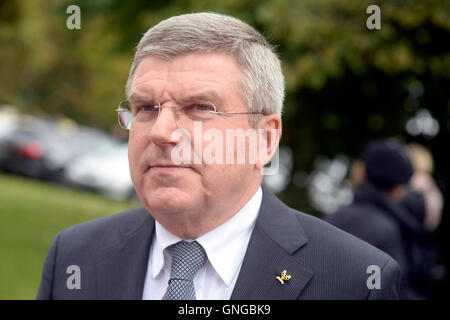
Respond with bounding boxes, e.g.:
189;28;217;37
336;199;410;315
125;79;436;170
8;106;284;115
37;12;401;300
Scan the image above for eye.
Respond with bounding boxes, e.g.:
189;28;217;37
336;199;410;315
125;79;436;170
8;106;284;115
192;103;215;112
133;102;159;114
140;104;156;112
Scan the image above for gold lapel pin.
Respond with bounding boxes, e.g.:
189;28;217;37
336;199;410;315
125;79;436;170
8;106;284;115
276;270;292;285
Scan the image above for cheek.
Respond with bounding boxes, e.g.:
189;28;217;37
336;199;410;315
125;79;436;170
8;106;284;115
200;163;238;190
128;132;147;181
128;143;138;170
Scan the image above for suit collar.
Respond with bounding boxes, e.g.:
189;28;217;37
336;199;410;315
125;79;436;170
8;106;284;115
255;186;308;254
230;186;313;299
96;207;154;299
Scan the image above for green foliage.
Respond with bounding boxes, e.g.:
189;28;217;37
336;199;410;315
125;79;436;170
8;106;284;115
1;0;449;210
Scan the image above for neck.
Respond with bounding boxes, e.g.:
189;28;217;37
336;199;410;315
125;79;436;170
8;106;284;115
158;181;261;239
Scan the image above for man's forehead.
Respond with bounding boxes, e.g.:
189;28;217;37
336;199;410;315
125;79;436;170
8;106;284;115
133;52;239;78
130;53;241;101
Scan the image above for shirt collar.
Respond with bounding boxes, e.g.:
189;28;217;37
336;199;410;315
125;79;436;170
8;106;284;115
151;221;181;279
151;186;262;286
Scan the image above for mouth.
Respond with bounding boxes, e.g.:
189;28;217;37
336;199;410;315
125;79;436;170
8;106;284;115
150;163;191;168
148;163;192;174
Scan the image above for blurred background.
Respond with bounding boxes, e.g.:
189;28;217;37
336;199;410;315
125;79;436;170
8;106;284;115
0;0;449;299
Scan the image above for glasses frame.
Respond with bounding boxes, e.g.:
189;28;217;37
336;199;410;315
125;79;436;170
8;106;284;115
116;100;264;130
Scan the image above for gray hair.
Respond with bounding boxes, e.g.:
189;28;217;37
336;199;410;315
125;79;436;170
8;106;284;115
125;12;285;122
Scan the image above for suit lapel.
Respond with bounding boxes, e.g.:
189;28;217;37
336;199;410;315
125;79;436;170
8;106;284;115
96;209;155;299
231;187;313;300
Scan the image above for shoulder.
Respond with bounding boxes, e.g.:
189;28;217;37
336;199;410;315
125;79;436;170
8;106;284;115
37;206;153;299
327;204;400;236
293;208;394;263
279;203;400;299
332;203;397;226
261;188;396;267
55;206;152;255
330;203;404;243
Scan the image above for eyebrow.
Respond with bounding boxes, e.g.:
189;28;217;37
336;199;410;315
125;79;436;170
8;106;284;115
128;90;224;106
177;91;223;106
128;92;156;101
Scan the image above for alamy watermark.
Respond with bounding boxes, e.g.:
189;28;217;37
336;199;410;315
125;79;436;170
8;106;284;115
66;265;81;290
168;121;280;175
66;5;81;30
366;5;381;30
366;265;381;289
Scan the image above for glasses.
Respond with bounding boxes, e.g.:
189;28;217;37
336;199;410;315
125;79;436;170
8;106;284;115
116;100;264;130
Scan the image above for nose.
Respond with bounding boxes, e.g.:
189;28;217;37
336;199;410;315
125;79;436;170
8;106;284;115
148;105;180;145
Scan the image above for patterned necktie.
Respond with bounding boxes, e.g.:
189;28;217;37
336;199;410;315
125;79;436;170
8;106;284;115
162;240;207;300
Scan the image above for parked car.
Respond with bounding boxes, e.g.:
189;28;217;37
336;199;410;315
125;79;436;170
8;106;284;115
0;106;20;170
1;115;120;181
64;143;136;201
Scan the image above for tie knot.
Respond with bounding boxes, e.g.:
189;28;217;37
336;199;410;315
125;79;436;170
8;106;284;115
167;241;207;281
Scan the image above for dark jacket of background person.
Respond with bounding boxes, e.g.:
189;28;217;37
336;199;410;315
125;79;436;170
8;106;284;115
329;182;436;299
400;189;441;298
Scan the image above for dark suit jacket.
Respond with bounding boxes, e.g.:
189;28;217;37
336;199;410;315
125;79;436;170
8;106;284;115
37;187;401;299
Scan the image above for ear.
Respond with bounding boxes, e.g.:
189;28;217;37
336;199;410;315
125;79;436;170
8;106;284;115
255;114;282;170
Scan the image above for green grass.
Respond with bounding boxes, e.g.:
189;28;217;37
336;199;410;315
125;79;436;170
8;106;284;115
0;173;140;299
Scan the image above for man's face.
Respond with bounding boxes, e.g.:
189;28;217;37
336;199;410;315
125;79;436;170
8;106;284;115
128;52;266;235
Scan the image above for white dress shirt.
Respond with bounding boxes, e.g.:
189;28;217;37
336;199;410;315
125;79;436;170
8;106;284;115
142;186;262;300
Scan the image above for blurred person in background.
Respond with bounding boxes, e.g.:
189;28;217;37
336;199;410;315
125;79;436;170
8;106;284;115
403;143;444;298
329;138;436;299
407;143;444;232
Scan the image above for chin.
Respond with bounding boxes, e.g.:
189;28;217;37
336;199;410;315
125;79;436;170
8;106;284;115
142;187;197;214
